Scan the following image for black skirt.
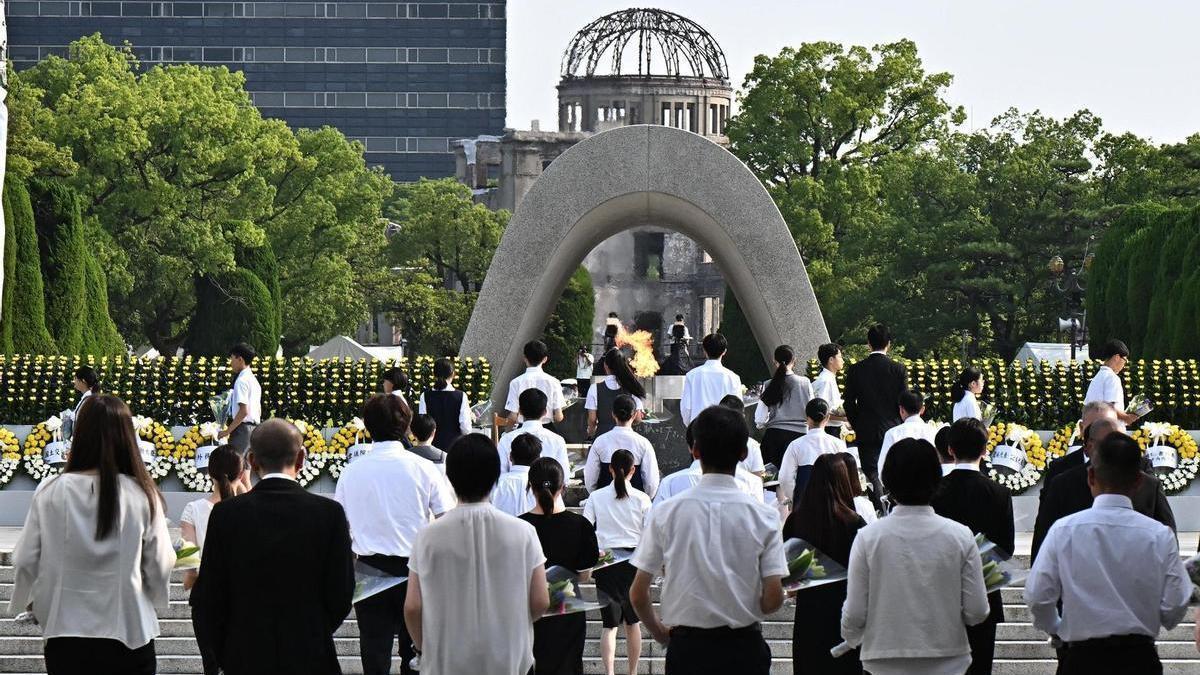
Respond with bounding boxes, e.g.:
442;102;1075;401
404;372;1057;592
593;558;638;628
533;613;585;675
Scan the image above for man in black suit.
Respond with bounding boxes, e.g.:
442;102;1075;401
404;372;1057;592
1041;401;1121;490
931;418;1015;675
1032;417;1176;562
843;324;908;489
192;419;355;675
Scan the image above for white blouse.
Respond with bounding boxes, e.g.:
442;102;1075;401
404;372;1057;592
583;483;651;549
10;473;174;649
951;391;982;422
180;498;216;549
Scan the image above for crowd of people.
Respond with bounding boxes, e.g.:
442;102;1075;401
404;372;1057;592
7;329;1199;675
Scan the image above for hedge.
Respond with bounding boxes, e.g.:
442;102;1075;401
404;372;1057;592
0;355;492;426
186;269;278;357
30;178;88;355
80;253;126;355
1;178;56;354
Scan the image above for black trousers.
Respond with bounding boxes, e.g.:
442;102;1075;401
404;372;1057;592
1058;639;1160;675
191;605;220;675
665;626;771;675
761;428;804;469
45;638;155;675
965;619;996;675
355;554;415;675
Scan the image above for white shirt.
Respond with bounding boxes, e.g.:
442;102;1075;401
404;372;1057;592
952;391;982;422
180;498;216;549
10;473;175;649
584;425;660;497
633;474;787;629
575;354;595;381
505;366;565;423
1083;365;1124;411
583;483;652;549
877;416;940;484
334;440;455;557
652;460;764;504
679;359;742;425
583;376;646;411
1025;494;1191;642
409;503;545;675
419;384;473;436
841;505;989;663
231;368;262;424
779;427;849;503
742;437;765;474
491;466;536;517
812;368;843;424
854;496;878;525
496;421;570;477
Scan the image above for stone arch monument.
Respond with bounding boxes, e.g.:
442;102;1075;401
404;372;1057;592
460;124;829;405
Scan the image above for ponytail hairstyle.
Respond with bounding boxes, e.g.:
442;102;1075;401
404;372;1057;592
806;397;830;426
951;366;983;404
75;365;102;394
603;349;646;398
609;448;635;499
612;393;637;425
759;345;795;407
207;445;244;501
528;456;563;515
433;358;454;390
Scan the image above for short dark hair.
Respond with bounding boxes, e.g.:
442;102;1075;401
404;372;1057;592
718;394;743;411
362;393;412;442
685;420;695;449
523;340;549;364
701;333;728;359
410;414;437;442
933;426;953;463
692;406;747;473
612;393;637;423
818;343;842;367
1092;432;1143;491
898;389;925;416
509;433;543;466
675;313;684;321
249;419;304;474
882;438;942;505
380;366;408;392
229;342;256;362
518;388;549;420
1099;339;1130;361
947;418;988;461
866;324;892;351
446;434;500;501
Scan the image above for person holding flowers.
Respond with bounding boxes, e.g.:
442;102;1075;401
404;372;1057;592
521;457;600;675
11;394;174;675
950;367;984;422
583;449;652;675
1083;340;1138;425
217;343;262;470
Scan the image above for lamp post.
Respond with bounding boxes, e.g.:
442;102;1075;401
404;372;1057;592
1048;236;1095;361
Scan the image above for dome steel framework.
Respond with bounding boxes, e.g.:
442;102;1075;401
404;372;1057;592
561;8;729;80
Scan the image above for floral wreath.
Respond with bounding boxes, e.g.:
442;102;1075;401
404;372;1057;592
1132;422;1199;495
132;416;177;482
22;416;67;482
1045;423;1082;467
289;419;327;487
985;422;1052;494
0;428;23;488
175;424;220;492
325;418;369;481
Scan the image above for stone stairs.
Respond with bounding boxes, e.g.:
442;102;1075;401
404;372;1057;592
0;563;1195;674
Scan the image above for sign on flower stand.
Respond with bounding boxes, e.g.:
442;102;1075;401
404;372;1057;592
1132;423;1199;494
985;423;1055;494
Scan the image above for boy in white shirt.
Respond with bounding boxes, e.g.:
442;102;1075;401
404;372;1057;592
491;434;541;517
496;389;570;477
877;390;939;486
718;395;765;475
679;333;742;425
504;340;565;426
630;406;786;675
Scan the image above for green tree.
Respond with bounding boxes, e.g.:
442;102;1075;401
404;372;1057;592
718;286;770;382
186;270;277;356
29;178;87;354
236;244;283;349
80;253;127;355
543;267;595;381
1;178;57;353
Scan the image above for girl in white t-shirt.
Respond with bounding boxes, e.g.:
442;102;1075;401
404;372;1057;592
180;445;245;588
583;449;650;675
950;367;984;422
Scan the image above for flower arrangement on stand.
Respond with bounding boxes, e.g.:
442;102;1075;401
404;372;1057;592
985;422;1051;494
0;428;22;487
175;425;220;492
1046;423;1082;467
1131;422;1199;495
132;415;177;482
290;419;328;487
325;418;369;481
22;417;67;481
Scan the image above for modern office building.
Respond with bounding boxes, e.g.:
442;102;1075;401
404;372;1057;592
6;0;507;180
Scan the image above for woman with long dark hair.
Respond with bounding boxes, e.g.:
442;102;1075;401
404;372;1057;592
950;367;984;422
841;453;878;525
11;394;174;675
583;449;649;675
755;345;814;468
72;365;102;417
419;357;473;451
585;349;646;438
182;446;245;675
783;453;866;675
520;457;600;675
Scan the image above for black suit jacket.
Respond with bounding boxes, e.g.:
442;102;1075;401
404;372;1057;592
842;353;907;450
1031;465;1176;562
192;478;355;675
1041;450;1084;490
931;469;1015;624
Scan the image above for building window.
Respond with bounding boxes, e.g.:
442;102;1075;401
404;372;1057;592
702;296;722;336
634;232;665;280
